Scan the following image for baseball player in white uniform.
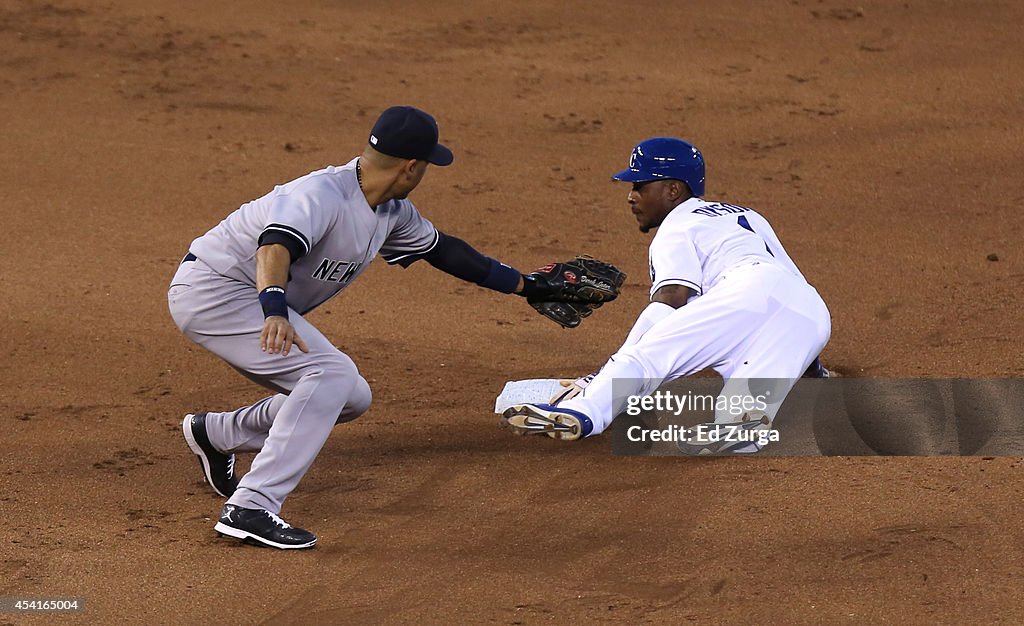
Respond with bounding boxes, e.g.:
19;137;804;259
501;137;832;452
169;106;585;549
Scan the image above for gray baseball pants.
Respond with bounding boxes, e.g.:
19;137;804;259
168;258;371;513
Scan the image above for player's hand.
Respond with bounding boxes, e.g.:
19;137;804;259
549;379;583;405
548;373;597;405
260;316;310;356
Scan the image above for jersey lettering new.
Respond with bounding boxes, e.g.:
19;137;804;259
648;197;806;298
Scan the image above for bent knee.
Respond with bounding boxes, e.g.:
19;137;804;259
320;351;358;374
301;354;370;422
337;376;372;424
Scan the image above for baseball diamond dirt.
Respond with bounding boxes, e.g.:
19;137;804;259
3;0;1023;623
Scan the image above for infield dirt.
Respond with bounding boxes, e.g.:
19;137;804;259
3;0;1023;623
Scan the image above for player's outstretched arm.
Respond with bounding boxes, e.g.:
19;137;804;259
412;231;624;327
256;243;309;356
416;232;621;301
415;231;523;294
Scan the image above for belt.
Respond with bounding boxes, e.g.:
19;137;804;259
181;252;198;264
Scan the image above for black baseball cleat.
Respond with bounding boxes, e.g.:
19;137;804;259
214;504;317;549
182;413;238;497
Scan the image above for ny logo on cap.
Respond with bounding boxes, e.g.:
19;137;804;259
370;135;378;145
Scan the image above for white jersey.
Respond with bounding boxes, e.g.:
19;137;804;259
559;195;831;438
189;157;438;314
648;197;806;298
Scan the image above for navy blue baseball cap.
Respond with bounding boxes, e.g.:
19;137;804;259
369;106;454;166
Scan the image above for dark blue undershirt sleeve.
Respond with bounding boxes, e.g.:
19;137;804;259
258;229;306;263
396;231;521;293
418;232;490;282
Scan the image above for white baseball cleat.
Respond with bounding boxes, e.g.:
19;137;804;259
676;413;775;456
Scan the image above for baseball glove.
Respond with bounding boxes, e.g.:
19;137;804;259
530;300;596;329
520;256;626;328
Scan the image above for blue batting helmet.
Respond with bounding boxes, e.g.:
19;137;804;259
612;137;705;197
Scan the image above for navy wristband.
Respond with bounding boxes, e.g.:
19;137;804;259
259;286;289;319
479;258;521;294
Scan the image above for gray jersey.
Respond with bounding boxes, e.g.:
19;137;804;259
189;157;438;314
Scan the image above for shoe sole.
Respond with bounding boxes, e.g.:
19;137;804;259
676;417;771;456
676;439;768;456
182;414;232;498
500;405;582;441
214;522;316;550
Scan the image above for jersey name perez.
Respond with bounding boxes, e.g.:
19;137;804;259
690;202;752;218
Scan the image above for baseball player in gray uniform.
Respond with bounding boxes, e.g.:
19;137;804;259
169;106;572;549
